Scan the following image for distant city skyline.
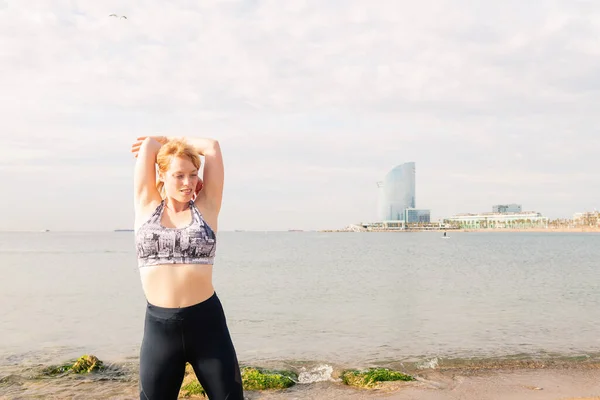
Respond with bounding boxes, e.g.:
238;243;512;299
2;1;600;231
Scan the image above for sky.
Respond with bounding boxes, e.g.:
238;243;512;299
1;0;599;231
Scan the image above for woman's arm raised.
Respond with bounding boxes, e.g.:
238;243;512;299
131;136;166;209
184;137;224;214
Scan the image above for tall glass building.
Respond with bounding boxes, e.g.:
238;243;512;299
377;162;416;221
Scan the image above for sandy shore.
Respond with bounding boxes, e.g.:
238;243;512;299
388;368;600;400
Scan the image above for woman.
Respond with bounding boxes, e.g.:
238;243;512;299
130;135;243;400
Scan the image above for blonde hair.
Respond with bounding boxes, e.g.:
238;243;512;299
156;138;201;198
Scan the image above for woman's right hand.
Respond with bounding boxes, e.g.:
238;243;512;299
130;136;168;158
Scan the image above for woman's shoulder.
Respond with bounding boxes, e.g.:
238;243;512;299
193;197;219;233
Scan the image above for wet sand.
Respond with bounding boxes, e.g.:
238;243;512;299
385;368;600;400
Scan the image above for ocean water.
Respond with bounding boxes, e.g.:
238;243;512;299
1;231;600;397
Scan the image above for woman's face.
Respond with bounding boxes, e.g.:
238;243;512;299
161;156;199;203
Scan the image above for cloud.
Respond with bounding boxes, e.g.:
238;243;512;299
1;0;600;230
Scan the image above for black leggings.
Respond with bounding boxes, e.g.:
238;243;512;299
139;292;244;400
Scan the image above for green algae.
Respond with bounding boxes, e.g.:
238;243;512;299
341;368;414;388
179;364;297;397
71;355;104;373
40;355;104;377
180;380;206;397
241;367;297;390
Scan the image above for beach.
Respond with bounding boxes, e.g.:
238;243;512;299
3;359;600;399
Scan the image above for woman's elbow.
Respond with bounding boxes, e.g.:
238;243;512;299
205;140;221;155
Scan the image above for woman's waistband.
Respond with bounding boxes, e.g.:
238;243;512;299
145;291;220;320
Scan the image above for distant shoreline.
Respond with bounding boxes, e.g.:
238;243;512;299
320;227;600;233
457;227;600;233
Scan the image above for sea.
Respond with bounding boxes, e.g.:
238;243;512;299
1;231;600;398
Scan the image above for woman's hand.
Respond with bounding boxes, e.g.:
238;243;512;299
191;178;203;201
130;136;168;158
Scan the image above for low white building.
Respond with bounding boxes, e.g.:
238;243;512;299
573;211;600;226
444;211;548;229
360;220;406;231
353;220;445;231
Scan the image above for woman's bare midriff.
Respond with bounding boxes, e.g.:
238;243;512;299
140;264;215;308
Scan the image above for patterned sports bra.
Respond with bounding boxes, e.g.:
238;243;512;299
135;200;216;267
